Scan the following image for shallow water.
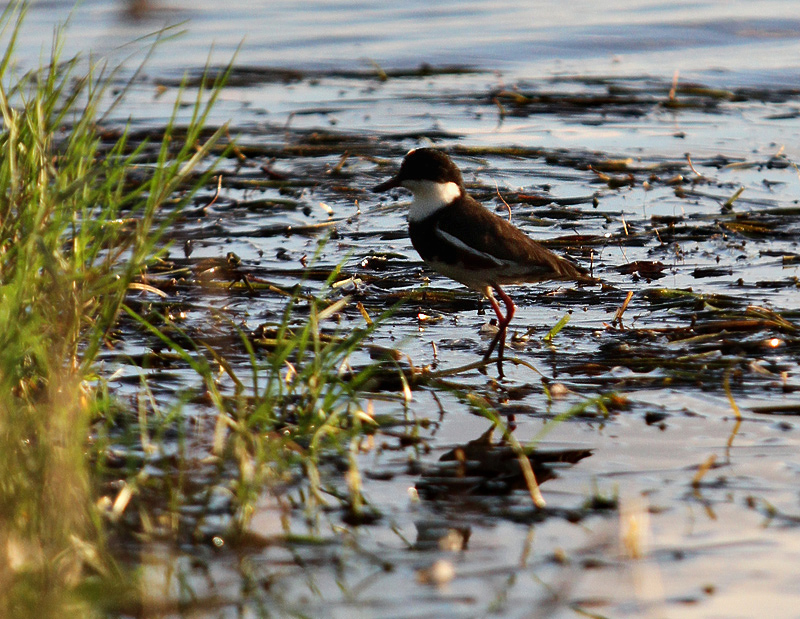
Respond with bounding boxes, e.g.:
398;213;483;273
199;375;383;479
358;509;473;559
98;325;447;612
15;1;800;617
17;0;800;84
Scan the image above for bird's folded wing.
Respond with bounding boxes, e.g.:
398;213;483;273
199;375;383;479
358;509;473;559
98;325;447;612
434;198;554;265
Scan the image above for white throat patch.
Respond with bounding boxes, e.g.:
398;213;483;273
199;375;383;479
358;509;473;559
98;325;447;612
404;180;462;222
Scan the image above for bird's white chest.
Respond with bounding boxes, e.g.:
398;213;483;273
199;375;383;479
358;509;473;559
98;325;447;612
404;180;462;222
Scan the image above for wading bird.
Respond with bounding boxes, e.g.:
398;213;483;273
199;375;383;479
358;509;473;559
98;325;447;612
373;148;594;376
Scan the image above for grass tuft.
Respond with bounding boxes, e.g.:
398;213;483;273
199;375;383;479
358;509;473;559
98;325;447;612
0;3;227;612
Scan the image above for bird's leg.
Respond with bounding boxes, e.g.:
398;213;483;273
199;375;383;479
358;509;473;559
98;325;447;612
483;285;516;376
493;285;516;374
483;290;505;360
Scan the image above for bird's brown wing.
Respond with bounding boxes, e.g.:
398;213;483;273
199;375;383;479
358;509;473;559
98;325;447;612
433;195;588;281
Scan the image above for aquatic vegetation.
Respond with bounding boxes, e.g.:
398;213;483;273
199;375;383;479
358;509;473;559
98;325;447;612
124;256;395;532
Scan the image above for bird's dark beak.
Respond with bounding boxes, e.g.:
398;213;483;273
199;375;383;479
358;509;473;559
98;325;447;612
372;175;402;192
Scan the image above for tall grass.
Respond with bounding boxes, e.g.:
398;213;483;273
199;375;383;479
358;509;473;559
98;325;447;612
0;3;227;614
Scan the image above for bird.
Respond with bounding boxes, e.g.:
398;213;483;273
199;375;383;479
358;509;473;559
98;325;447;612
373;147;594;376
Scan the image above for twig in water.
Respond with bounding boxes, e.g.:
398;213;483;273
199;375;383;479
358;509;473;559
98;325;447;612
613;291;634;327
686;154;704;179
368;59;388;82
517;445;546;508
653;227;663;245
723;368;743;461
495;181;512;222
543;314;570;343
493;97;506;123
669;70;679;101
357;301;372;326
430;389;446;424
723;186;745;210
509;356;544;377
225;127;247;162
617;241;629;264
788;158;800;182
692;454;716;487
128;282;168;298
723;368;742;420
203;175;223;211
330;151;349;175
424;356;500;379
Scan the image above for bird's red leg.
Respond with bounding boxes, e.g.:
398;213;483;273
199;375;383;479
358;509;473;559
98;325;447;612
483;290;505;360
493;285;515;375
483;285;516;376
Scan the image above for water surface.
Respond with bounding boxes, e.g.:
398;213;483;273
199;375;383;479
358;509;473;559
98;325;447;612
16;0;800;86
12;1;800;617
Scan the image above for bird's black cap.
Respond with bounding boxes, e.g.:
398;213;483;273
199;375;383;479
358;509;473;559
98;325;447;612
373;148;463;192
